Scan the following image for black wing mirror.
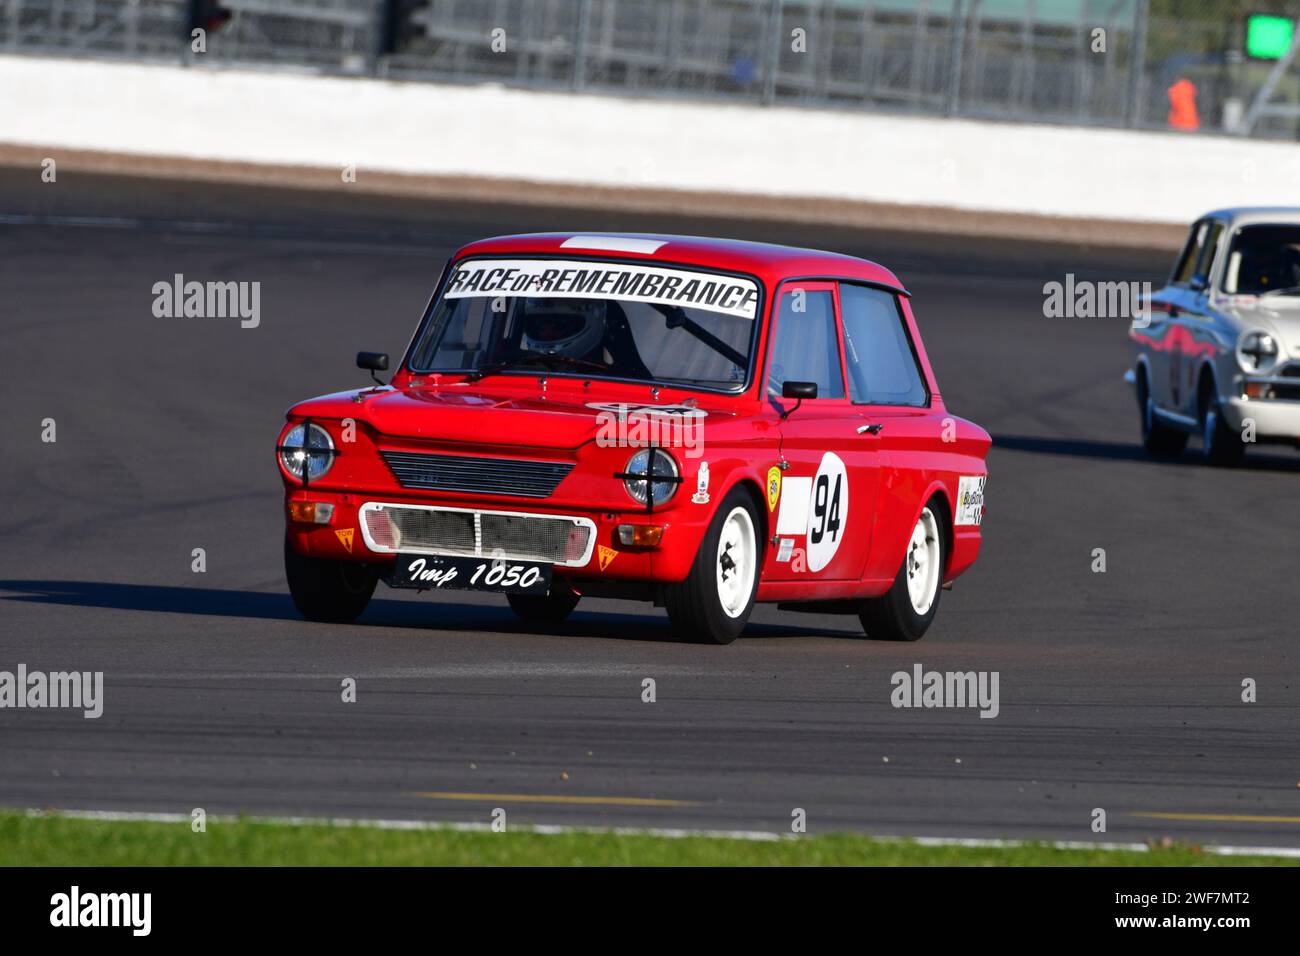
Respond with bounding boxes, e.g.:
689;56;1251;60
781;380;816;418
357;351;389;386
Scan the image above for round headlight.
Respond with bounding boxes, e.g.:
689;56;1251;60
1238;330;1279;373
623;448;679;506
279;423;336;482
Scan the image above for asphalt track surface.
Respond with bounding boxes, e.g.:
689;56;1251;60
2;170;1297;849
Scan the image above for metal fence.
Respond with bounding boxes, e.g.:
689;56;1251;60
4;0;1300;138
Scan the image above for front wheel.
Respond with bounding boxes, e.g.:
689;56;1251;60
1202;395;1245;467
284;536;378;623
664;489;761;644
858;505;945;642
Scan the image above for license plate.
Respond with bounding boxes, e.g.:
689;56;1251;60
389;554;551;595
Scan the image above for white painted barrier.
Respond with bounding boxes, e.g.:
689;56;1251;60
3;54;1297;225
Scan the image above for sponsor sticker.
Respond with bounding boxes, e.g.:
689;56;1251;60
955;475;986;526
444;258;760;320
691;461;710;504
335;528;355;553
766;466;782;512
598;545;618;571
775;477;812;536
776;537;794;563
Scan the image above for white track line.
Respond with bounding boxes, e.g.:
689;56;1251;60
23;809;784;843
18;809;1300;859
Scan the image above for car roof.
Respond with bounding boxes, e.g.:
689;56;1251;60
1200;207;1300;227
452;232;908;294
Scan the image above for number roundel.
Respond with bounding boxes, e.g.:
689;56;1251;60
805;452;848;573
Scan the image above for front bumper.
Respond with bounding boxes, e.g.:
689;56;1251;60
284;489;705;583
1220;396;1300;441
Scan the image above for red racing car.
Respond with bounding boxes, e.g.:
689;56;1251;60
277;233;989;644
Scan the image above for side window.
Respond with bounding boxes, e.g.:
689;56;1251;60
766;288;844;399
839;284;928;407
1172;221;1208;285
1193;221;1225;287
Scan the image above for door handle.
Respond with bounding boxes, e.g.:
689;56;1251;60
857;423;884;435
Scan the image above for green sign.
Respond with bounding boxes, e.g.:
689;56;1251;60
1246;15;1294;60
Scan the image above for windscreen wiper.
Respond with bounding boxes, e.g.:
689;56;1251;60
465;353;610;382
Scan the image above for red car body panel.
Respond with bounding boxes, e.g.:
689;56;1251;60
279;233;989;603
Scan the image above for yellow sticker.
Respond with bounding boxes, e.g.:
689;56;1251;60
598;545;618;571
335;528;354;553
766;466;782;512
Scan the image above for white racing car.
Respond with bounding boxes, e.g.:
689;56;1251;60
1130;207;1300;465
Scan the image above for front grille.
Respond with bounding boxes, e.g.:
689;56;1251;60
380;450;572;498
360;503;594;567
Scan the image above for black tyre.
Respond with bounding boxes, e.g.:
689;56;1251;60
858;504;945;642
284;536;378;623
507;586;581;624
1201;392;1245;467
1138;372;1188;458
664;488;761;645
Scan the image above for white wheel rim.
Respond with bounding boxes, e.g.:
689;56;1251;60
716;506;756;619
905;508;941;616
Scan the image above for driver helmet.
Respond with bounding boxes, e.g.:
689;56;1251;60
520;299;606;357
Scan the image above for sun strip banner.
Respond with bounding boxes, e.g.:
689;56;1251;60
444;258;759;320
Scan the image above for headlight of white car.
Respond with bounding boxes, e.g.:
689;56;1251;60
279;422;336;482
622;448;679;506
1237;329;1280;374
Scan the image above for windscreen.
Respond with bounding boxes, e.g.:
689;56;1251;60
1222;225;1300;295
408;258;761;390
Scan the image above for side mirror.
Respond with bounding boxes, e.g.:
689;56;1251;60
780;380;816;419
357;351;389;386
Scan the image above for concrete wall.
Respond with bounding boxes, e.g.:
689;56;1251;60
3;54;1297;226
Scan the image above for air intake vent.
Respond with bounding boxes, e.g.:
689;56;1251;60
380;451;573;498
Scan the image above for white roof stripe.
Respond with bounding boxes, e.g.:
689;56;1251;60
560;236;667;254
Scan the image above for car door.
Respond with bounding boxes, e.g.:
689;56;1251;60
837;283;937;583
1147;220;1211;416
762;281;880;583
1171;218;1226;417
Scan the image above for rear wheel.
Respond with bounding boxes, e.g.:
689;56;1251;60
507;587;581;624
664;488;760;645
1138;370;1188;458
284;536;378;623
859;505;944;642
